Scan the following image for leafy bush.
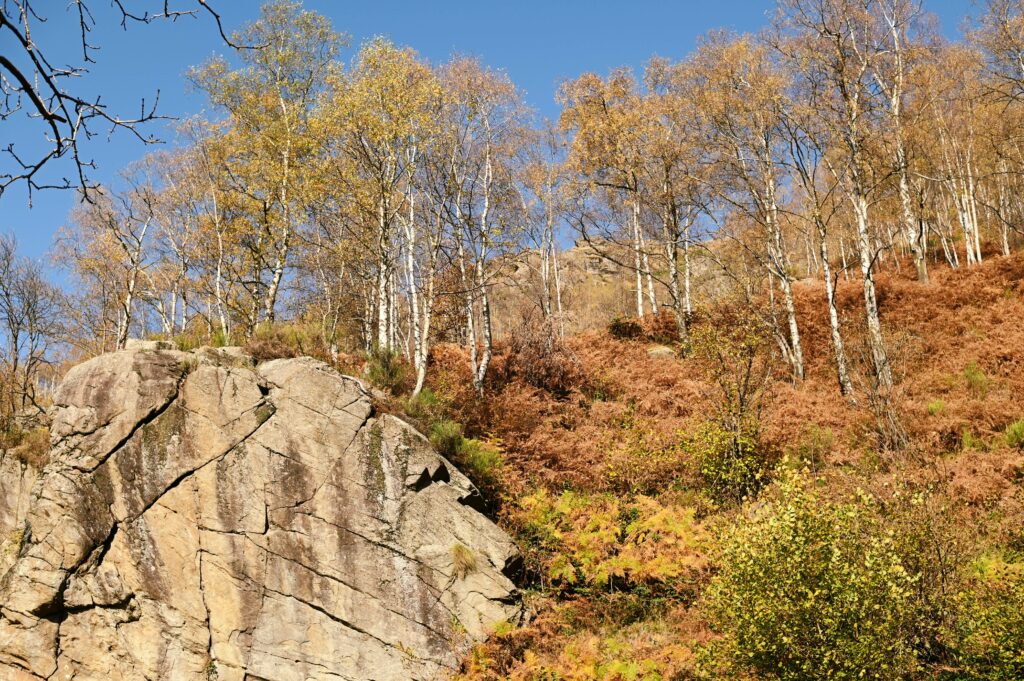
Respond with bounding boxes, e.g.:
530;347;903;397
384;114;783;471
689;420;768;505
701;469;919;680
927;399;947;416
953;559;1024;679
429;420;503;499
685;311;775;505
512;490;705;597
404;388;446;424
1004;419;1024;449
458;438;504;497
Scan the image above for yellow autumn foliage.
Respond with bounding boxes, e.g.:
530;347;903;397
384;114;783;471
512;490;706;594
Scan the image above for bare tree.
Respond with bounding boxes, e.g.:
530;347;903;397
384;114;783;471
0;0;246;203
0;234;62;426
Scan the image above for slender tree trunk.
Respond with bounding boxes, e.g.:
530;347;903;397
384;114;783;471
852;192;893;390
639;229;657;315
968;169;983;263
472;143;494;395
404;193;422;370
474;258;493;395
264;132;292;324
766;270;793;367
376;193;391;351
897;160;928;283
552;225;565;338
815;215;854;396
631;201;644;317
662;194;688;342
116;220;149;350
767;180;804;381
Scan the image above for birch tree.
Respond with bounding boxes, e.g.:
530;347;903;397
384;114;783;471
190;0;339;330
439;56;529;394
776;0;895;390
323;39;437;352
688;33;806;380
560;70;659;318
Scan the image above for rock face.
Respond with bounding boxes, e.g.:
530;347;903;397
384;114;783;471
0;343;523;680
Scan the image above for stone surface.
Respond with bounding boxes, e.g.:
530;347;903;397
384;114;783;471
646;344;677;360
0;346;523;680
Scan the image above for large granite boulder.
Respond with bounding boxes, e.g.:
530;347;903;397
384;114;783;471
0;343;523;680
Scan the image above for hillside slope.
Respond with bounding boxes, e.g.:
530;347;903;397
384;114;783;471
415;253;1024;680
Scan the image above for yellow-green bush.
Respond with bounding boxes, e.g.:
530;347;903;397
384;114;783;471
405;387;447;424
430;419;465;459
965;361;990;398
429;419;504;499
701;469;919;680
458;438;503;495
953;558;1024;679
689;421;767;505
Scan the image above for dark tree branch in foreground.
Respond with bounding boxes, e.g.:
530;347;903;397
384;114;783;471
0;0;254;205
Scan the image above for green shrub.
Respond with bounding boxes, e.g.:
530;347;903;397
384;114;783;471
927;399;946;416
701;469;919;680
365;347;408;395
458;438;503;495
429;419;464;459
953;559;1024;679
428;420;504;499
688;312;775;499
210;328;230;348
965;361;990;398
962;428;986;451
1004;419;1024;449
173;327;229;351
404;387;445;424
689;421;768;505
512;490;705;597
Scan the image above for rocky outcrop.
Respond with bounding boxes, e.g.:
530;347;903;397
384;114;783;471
0;343;523;680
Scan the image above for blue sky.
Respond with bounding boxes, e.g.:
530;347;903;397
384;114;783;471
1;0;976;261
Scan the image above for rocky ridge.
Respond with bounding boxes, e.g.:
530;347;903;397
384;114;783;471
0;342;523;680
